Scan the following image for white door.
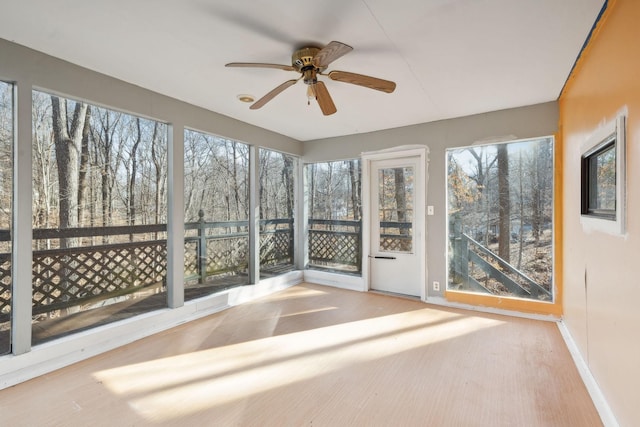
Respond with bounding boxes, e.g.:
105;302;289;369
369;156;424;296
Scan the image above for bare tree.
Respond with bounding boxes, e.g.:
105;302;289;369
51;96;89;247
77;106;91;226
394;168;408;235
348;160;361;221
497;144;510;262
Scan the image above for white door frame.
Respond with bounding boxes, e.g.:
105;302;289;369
361;145;429;301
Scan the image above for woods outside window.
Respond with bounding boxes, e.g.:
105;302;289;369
447;137;554;302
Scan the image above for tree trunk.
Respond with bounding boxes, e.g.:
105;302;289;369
531;143;542;244
232;143;242;225
393;168;407;225
309;163;316;220
77;106;92;228
150;122;163;233
348;160;360;221
517;150;524;269
51;96;89;247
259;151;268;220
282;154;294;218
497;144;510;262
128;118;142;230
99;112;113;241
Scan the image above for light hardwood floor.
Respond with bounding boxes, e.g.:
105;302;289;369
0;283;602;426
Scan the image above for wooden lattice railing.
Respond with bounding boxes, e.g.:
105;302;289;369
0;252;10;319
32;240;167;314
308;219;361;272
379;221;412;252
0;218;295;320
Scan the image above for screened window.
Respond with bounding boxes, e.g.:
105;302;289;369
31;90;168;345
0;81;13;355
259;148;296;278
447;137;554;301
183;129;249;295
306;159;361;274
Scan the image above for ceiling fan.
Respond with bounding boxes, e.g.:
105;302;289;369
226;41;396;116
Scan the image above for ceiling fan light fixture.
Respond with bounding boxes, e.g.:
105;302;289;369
237;94;255;103
306;84;317;105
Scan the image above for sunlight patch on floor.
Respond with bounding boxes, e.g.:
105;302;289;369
277;306;338;318
93;309;505;422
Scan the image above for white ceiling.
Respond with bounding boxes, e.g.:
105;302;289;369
1;0;604;141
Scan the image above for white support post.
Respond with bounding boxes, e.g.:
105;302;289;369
166;123;184;308
248;146;259;284
296;159;307;272
12;81;32;354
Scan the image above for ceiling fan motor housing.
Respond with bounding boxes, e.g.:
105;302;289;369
293;47;323;71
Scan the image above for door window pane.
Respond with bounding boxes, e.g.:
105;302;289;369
184;129;249;296
447;138;554;301
0;81;12;355
378;166;413;253
31;90;168;344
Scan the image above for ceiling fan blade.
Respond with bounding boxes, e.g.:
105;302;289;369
328;70;396;93
250;79;298;110
314;81;337;116
226;62;296;72
313;41;353;68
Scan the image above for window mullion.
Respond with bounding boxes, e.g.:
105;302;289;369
12;82;32;354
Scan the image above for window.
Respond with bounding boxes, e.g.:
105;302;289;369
0;81;12;355
447;137;554;302
580;114;626;234
259;148;297;278
582;137;616;219
378;166;414;253
183;129;249;295
31;90;168;345
305;159;361;274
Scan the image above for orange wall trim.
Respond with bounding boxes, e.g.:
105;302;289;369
445;290;562;317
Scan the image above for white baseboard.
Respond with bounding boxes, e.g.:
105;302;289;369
557;321;619;427
303;269;365;292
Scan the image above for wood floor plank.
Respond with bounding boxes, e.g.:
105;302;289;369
0;283;602;426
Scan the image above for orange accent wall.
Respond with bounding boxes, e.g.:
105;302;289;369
559;0;640;425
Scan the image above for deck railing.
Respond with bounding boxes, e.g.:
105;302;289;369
0;218;415;318
307;219;361;272
0;217;294;320
450;222;551;300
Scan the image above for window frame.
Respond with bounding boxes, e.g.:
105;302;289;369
580;114;626;235
581;135;616;219
445;136;555;303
